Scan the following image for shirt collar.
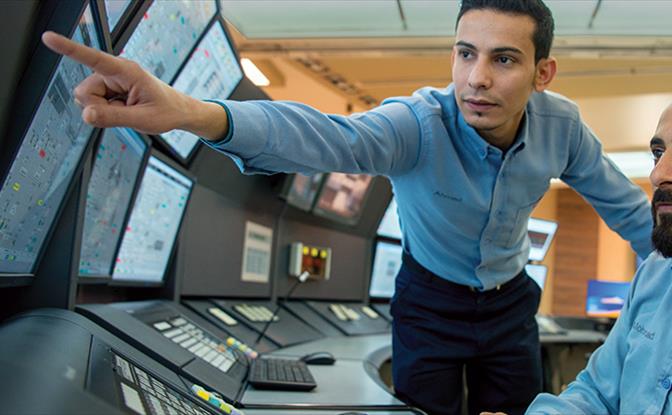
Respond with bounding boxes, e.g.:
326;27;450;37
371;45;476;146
456;105;529;160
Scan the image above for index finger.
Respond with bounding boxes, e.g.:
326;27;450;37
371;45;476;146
41;31;121;76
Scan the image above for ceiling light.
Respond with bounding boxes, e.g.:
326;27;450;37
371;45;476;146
241;58;270;87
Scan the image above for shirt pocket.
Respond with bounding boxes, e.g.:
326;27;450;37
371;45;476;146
506;183;548;247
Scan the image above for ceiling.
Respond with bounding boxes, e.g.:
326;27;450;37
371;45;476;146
218;1;672;151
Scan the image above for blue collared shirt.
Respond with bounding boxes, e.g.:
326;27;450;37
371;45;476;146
527;251;672;414
205;84;652;289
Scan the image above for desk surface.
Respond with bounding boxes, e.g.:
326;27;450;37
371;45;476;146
242;359;403;407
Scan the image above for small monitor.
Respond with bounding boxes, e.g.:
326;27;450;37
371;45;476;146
524;264;547;290
527;217;558;262
158;19;243;162
111;153;194;285
313;173;373;225
281;173;324;211
369;241;403;299
0;5;100;277
119;0;216;83
585;280;631;318
79;128;149;279
103;0;134;35
377;197;401;240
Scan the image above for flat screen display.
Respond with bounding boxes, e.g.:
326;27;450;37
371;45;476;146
313;173;373;225
159;20;243;161
377;197;401;240
585;279;631;318
369;241;403;299
528;217;558;262
79;128;148;278
112;155;193;284
119;0;216;83
0;5;100;275
284;173;324;211
524;264;547;290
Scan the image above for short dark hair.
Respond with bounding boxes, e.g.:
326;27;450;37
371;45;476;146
456;0;554;63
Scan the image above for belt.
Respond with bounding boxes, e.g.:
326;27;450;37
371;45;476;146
401;252;525;294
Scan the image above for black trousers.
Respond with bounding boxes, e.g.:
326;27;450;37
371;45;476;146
391;255;542;415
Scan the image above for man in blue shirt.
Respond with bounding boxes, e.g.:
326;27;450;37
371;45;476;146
42;0;652;414
522;104;672;415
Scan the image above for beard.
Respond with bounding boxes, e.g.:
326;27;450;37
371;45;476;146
652;188;672;258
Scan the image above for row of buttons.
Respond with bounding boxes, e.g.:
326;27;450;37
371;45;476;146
153;317;236;373
233;304;279;323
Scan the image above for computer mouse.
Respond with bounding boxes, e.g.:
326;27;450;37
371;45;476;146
300;351;336;365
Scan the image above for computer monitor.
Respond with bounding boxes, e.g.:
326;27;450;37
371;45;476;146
369;241;403;299
157;19;243;163
524;264;547;290
585;279;631;318
111;153;194;285
79;128;150;279
281;173;325;211
377;197;402;240
527;217;558;262
0;4;100;278
103;0;134;35
119;0;216;83
312;173;373;225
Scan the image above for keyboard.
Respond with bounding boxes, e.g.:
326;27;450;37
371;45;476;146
248;358;317;391
152;316;238;374
536;315;567;335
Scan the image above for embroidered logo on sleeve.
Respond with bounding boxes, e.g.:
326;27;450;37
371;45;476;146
633;321;655;340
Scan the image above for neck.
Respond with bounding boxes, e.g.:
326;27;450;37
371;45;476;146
477;111;525;152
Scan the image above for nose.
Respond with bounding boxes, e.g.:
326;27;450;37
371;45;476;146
467;57;493;90
650;150;672;189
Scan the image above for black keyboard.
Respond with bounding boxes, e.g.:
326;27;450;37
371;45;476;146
248;358;317;391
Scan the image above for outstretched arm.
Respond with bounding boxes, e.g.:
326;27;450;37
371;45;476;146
41;31;229;141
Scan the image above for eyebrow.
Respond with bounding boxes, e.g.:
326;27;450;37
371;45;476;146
454;41;525;56
651;137;665;147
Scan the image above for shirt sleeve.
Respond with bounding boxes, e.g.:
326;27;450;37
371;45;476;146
200;99;422;177
526;273;639;415
560;117;653;258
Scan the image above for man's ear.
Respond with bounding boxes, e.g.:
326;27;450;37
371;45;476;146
534;56;557;92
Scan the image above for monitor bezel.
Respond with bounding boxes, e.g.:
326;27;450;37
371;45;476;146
527;216;559;262
311;173;375;226
0;0;104;282
368;238;403;301
77;129;152;284
152;15;244;166
96;0;142;47
108;148;196;287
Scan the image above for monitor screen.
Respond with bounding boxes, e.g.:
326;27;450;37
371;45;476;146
369;241;403;299
377;197;401;240
0;5;100;275
527;217;558;262
284;173;324;211
313;173;373;225
104;0;133;34
585;279;631;318
524;264;547;290
79;128;149;278
112;155;193;284
119;0;216;83
158;20;243;161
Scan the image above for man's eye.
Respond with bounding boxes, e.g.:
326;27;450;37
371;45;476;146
652;148;665;163
496;56;513;65
460;50;472;59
